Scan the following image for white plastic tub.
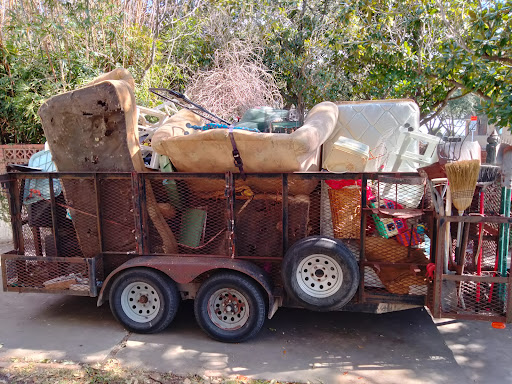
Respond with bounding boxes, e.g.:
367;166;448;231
323;136;369;172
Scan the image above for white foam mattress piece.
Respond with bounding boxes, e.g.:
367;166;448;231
324;99;421;172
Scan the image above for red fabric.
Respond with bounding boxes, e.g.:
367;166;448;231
426;263;436;279
326;179;375;200
395;228;421;246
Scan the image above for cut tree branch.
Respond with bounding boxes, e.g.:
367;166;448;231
420;86;459;127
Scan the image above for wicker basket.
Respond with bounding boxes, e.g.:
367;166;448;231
328;185;362;239
384;274;427;295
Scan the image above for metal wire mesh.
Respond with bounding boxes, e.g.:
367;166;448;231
435;178;510;321
146;175;229;255
3;172;437;308
2;253;101;296
99;177;137;254
440;274;507;318
317;174;431;301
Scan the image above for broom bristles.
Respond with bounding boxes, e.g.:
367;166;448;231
445;159;480;212
478;164;500;184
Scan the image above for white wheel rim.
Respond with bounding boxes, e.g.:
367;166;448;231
207;288;250;330
121;281;161;323
296;254;343;298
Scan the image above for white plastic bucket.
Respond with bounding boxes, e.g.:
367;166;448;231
323;136;369;172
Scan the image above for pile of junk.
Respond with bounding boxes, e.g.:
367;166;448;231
13;67;512;314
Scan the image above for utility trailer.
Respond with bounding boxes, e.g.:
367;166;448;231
1;169;511;342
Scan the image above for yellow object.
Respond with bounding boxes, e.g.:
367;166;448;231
445;159;480;212
328;186;362;239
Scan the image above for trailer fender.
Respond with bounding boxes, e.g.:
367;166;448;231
97;256;275;317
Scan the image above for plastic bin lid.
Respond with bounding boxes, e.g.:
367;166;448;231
332;136;370;155
23;150;62;205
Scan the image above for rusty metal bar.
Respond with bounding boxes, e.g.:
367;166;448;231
10;172;131;180
433;219;446;318
88;257;98;297
439;312;506;323
437;214;512;225
30;226;43;256
48;175;61;257
145;172;227;180
282;174;289;257
1;255;7;291
364;293;426;305
94;174;104;253
359;174;368;303
9;170;422;180
139;173;149;254
4;286;92;296
441;274;508;283
131;172;144;255
8;177;23;254
430;215;438;263
1;254;92;263
363;261;429;268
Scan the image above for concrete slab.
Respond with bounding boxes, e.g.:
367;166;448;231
0;240;127;363
435;317;512;384
0;293;126;363
116;303;467;383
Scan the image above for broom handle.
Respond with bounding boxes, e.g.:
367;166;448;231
476;190;484;303
444;185;452;274
455;219;463;265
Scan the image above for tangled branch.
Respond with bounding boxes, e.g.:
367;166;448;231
186;40;283;121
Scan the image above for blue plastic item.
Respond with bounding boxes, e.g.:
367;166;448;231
23;150;62;205
186;123;260;133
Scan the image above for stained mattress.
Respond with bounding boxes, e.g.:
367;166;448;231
324;99;421;172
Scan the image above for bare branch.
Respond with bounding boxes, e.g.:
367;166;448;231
186;40;283;121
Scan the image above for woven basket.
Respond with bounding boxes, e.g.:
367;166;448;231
328;186;362;239
365;237;427;263
384;274;426;295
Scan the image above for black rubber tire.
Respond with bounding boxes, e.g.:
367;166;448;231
282;236;359;311
194;272;266;343
109;268;180;334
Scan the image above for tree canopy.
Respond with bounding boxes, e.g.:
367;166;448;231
0;0;511;143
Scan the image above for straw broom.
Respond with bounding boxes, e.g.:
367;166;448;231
445;159;480;309
445;159;480;268
445;160;481;214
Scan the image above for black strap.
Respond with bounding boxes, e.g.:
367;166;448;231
228;128;246;181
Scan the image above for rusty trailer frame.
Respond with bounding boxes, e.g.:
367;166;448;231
1;169;510;324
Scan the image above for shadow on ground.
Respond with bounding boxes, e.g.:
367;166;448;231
0;293;125;362
116;302;468;384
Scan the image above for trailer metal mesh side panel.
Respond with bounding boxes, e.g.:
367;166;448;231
3;170;510;322
145;175;229;256
430;178;511;322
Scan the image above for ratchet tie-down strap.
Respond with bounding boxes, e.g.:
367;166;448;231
228;126;246;181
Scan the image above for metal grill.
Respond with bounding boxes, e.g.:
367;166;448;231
431;176;512;322
1;171;436;309
361;176;431;302
145;175;228;255
2;253;102;296
312;174;432;304
99;177;136;254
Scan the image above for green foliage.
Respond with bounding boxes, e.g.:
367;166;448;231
1;0;512;142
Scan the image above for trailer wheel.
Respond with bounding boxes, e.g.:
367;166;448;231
109;268;180;334
282;236;359;311
194;272;266;343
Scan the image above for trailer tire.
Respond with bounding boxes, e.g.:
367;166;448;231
282;236;359;311
194;272;266;343
109;268;180;334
